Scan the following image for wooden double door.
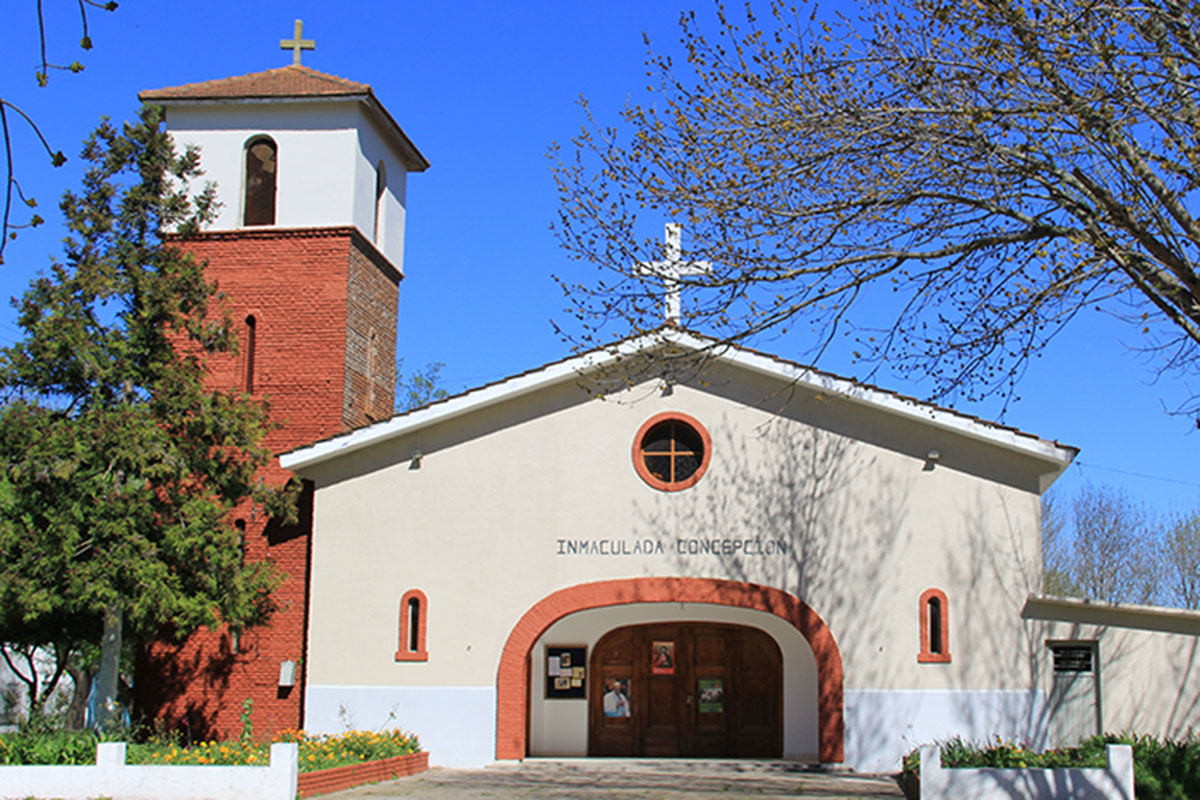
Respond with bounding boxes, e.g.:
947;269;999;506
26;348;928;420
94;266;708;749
588;622;782;757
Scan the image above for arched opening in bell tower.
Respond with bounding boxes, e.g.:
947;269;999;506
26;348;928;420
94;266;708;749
243;136;277;226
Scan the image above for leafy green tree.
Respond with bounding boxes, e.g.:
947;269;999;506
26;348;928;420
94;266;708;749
554;0;1200;414
0;105;288;723
395;358;449;412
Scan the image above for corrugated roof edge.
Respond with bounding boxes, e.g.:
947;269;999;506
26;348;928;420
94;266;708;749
280;327;1078;475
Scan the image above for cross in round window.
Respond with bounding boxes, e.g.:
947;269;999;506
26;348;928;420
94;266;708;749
633;412;712;491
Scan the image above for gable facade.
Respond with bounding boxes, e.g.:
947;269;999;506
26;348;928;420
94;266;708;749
283;335;1074;770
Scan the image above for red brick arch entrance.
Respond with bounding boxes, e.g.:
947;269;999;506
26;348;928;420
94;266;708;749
495;577;844;763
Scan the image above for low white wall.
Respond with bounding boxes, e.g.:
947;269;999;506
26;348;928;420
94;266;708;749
845;688;1047;772
0;742;298;800
919;743;1133;800
304;685;494;767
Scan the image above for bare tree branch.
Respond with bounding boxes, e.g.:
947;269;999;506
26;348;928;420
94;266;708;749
553;0;1200;417
1;1;117;265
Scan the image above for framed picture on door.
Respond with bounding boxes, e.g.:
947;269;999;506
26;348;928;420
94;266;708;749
651;640;675;675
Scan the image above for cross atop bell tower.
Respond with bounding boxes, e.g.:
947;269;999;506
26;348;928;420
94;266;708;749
280;19;315;65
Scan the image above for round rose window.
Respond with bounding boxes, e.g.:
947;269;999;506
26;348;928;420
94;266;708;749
632;412;712;491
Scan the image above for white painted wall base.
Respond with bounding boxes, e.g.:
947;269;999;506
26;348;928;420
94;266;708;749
844;689;1048;772
304;685;494;767
0;742;298;800
920;743;1133;800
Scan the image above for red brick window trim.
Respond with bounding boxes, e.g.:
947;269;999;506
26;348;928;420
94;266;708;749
632;412;713;492
395;589;428;662
918;588;951;664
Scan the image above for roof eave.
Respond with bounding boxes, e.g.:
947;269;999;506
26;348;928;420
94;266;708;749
281;328;1075;476
1023;594;1200;636
707;339;1078;469
280;336;650;471
362;92;430;172
141;93;430;172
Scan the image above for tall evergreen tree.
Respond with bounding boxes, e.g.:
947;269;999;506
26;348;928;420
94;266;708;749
0;106;289;722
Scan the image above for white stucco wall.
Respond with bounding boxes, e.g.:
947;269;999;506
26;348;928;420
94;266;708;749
297;359;1053;770
303;685;494;768
161;102;409;269
1036;619;1200;741
845;688;1047;772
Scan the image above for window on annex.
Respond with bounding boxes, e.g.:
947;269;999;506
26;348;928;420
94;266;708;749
918;588;951;663
1048;641;1101;744
1052;644;1095;674
243;137;277;226
395;589;428;662
632;412;712;492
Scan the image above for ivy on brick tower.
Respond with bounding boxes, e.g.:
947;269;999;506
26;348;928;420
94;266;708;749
0;105;294;725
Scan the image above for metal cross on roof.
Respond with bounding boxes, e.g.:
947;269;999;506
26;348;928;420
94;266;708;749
636;224;712;325
280;19;316;66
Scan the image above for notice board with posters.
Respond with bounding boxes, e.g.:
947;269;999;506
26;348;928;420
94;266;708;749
545;645;586;699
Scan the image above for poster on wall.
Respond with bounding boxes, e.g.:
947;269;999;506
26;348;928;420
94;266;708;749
603;677;631;717
698;678;724;714
545;646;586;699
651;640;675;675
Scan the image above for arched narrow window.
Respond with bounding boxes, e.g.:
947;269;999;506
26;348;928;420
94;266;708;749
918;588;951;663
243;137;277;226
243;315;257;393
395;589;428;662
928;598;943;652
234;518;247;565
373;160;387;244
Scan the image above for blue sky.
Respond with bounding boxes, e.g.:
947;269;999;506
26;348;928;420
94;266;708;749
2;0;1196;518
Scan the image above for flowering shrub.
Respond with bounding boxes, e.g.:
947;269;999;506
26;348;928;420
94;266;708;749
902;734;1200;800
126;728;420;773
901;734;1106;774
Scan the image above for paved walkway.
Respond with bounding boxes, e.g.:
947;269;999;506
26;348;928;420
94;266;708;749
317;759;907;799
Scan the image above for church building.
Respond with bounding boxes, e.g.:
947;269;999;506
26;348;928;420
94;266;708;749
137;31;1200;773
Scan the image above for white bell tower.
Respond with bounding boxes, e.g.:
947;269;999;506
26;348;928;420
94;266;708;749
140;35;428;273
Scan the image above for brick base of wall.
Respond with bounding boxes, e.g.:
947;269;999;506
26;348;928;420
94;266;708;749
296;751;428;798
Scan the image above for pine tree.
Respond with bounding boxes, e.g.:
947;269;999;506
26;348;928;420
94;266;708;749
0;105;290;723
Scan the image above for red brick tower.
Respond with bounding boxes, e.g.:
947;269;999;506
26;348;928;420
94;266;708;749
133;64;428;739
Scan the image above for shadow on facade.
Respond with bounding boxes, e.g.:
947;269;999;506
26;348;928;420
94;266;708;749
629;412;913;766
133;483;314;741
